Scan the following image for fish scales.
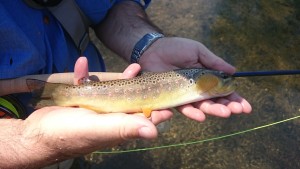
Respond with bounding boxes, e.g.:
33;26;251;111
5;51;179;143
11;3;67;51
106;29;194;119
55;70;197;111
27;68;235;117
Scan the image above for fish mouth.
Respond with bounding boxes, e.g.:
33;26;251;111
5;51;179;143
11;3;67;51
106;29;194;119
218;76;235;96
210;75;235;97
224;79;235;93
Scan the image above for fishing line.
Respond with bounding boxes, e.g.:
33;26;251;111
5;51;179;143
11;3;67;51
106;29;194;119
93;115;300;154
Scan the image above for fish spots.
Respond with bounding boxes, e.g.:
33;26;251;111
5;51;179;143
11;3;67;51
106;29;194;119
136;88;141;94
189;79;195;84
128;87;134;93
184;71;190;76
156;88;160;94
126;97;132;101
73;70;208;101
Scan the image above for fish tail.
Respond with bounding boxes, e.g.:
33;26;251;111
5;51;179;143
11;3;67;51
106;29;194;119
26;79;60;109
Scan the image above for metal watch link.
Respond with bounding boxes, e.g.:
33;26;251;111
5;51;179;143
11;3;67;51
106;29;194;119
130;32;164;63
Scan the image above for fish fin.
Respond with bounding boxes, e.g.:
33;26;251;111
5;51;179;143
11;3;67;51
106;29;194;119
137;71;144;76
26;79;61;109
196;74;219;92
142;108;152;118
30;99;57;109
138;70;153;76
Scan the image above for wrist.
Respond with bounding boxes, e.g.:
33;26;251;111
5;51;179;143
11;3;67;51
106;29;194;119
130;32;164;63
0;119;41;168
21;115;71;167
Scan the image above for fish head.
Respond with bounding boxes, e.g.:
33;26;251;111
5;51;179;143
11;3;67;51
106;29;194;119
193;69;235;97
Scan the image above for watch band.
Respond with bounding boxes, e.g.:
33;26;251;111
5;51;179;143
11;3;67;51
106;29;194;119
130;32;164;63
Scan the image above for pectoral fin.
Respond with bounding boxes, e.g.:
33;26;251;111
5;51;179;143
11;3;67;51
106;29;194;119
142;108;152;118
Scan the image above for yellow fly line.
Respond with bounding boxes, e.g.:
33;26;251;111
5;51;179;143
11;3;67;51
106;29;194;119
93;115;300;154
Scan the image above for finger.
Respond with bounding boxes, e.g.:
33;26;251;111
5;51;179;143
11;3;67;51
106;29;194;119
150;110;173;125
177;104;206;122
74;56;89;85
214;97;243;114
120;63;141;79
193;100;232;118
198;44;236;74
225;93;252;113
92;113;158;140
128;110;173;125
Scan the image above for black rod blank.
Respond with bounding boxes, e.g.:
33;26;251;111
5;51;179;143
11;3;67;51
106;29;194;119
233;70;300;77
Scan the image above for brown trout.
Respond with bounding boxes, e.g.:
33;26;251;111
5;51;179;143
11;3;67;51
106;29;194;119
26;68;235;117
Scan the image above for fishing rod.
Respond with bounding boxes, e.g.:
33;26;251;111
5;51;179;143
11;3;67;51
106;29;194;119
233;70;300;77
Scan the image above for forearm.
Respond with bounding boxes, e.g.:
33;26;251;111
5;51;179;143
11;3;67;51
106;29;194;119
0;119;33;168
0;119;64;169
94;1;162;61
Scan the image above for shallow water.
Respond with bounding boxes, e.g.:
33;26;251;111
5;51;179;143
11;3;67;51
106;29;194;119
76;1;300;168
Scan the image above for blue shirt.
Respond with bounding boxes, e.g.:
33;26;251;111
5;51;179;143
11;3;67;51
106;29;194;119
0;0;150;79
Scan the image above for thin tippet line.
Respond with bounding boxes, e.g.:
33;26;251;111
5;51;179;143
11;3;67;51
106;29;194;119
93;115;300;154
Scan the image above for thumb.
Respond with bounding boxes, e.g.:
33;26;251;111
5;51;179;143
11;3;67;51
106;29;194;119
74;56;89;85
198;45;236;74
119;63;141;79
92;113;158;141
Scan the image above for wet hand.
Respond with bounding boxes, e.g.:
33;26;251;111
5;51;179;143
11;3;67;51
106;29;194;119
139;37;252;121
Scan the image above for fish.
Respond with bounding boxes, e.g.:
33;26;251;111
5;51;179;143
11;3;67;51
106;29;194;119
26;68;235;117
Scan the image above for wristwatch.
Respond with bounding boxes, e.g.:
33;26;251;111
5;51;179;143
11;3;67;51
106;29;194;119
130;32;164;63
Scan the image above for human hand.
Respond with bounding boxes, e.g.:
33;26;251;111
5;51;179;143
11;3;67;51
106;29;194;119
22;57;171;166
138;37;252;121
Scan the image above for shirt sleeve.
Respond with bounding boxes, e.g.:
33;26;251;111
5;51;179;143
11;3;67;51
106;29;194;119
76;0;152;25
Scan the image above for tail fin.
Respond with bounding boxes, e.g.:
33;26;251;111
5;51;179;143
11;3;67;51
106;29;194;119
26;79;60;109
